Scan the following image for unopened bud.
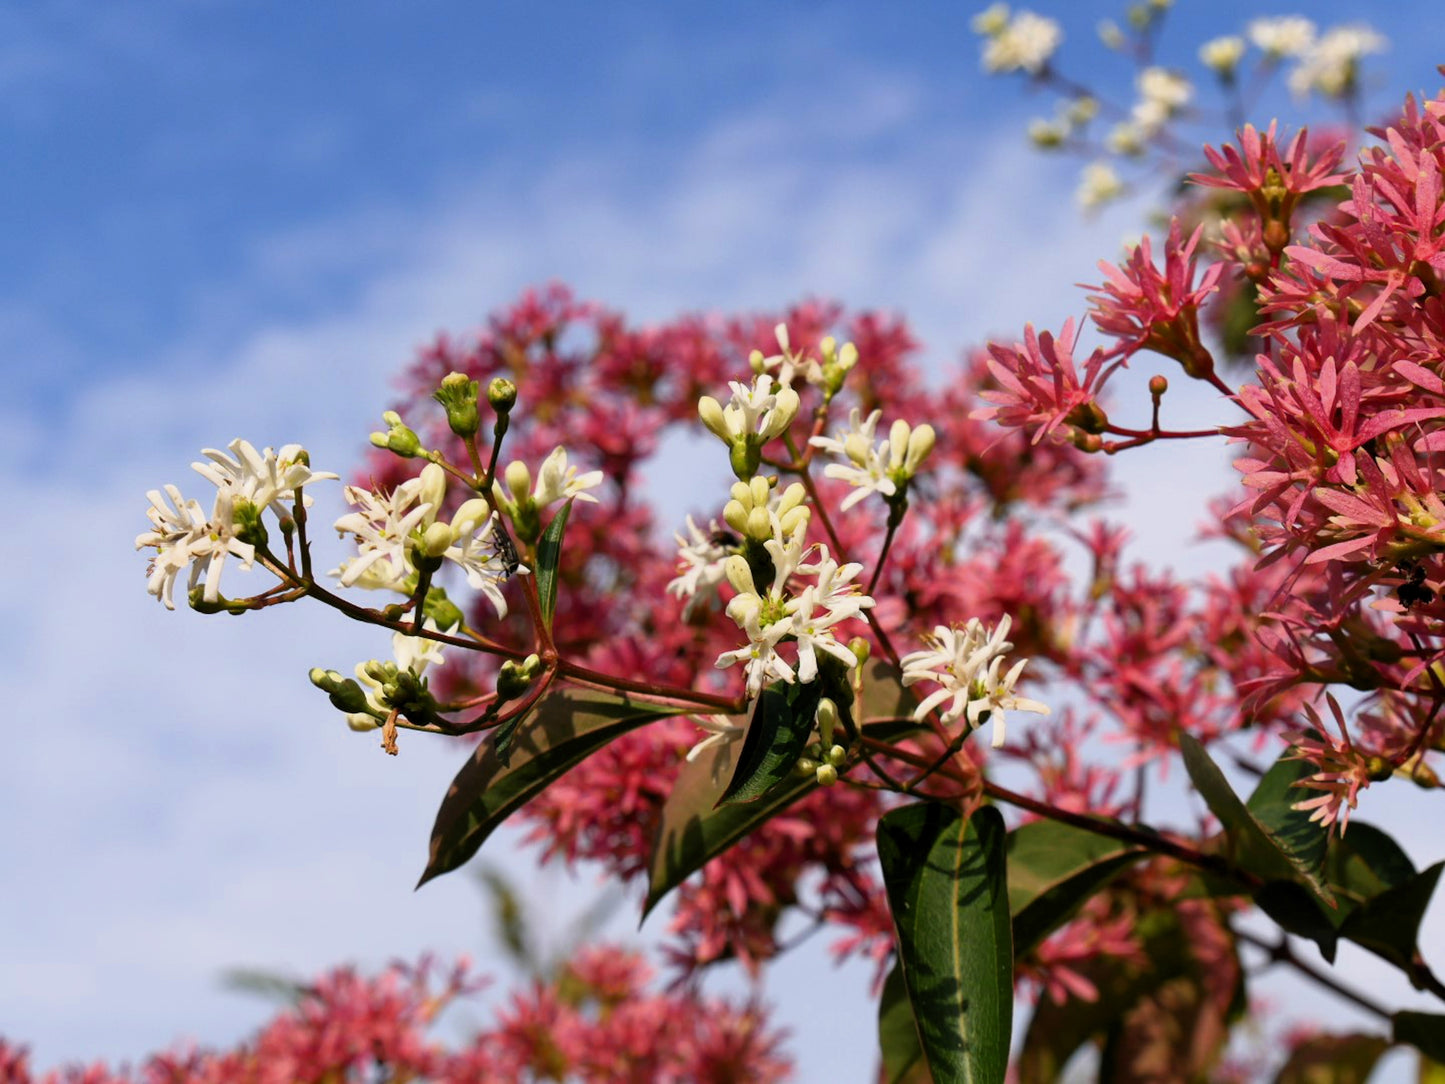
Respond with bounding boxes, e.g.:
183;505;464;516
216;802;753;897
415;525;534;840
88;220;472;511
487;377;518;413
434;372;481;438
420;521;453;558
904;424;936;474
372;411;422;458
698;396;729;440
814;763;839;787
849;637;871;666
504;460;532;501
817;698;839;747
1149;375;1168;397
826;744;848;767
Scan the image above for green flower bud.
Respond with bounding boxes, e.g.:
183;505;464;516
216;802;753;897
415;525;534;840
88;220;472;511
372;411;423;458
433;371;481;438
487;377;518;413
817;697;839;748
423;588;464;632
814;763;839;786
826;744;848;767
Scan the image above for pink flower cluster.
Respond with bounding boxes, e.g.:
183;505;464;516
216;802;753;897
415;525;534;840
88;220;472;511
0;948;790;1083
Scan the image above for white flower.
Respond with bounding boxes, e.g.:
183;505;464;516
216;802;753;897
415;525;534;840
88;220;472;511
685;714;747;784
749;323;825;389
1287;25;1385;100
533;445;604;506
716;536;873;697
1199;35;1245;75
1247;16;1315;58
667;515;732;619
136;483;255;609
331;465;445;590
982;11;1062;74
1077;162;1125;210
1133;67;1191;134
900;614;1049;747
971;2;1010;36
442;500;517;619
1106;122;1146;156
191;438;336;513
698;374;801;447
716;591;796;698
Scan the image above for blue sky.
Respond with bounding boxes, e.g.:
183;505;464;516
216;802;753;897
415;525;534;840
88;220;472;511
4;0;1445;1077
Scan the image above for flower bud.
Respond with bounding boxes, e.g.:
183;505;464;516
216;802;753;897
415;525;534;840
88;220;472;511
504;460;532;501
904;424;936;474
1149;375;1169;397
750;476;772;508
814;763;838;786
748;349;767;375
420;521;453;558
817;697;839;747
826;744;848;767
724;554;757;596
487;377;518;413
371;412;423;458
698;395;729;441
778;504;810;536
745;507;772;540
849;637;871;666
723;499;749;535
433;372;481;438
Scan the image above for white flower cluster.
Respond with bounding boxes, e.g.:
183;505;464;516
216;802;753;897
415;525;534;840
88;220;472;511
332;461;516;619
1286;25;1385;100
667;515;733;620
698;373;801;449
714;514;874;699
344;621;449;732
900;614;1049;748
136;439;337;609
808;408;937;511
1077;162;1125;211
973;4;1063;75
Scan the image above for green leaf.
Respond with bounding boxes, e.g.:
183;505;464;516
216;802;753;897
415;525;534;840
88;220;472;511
879;961;928;1084
719;679;823;805
1006;819;1147;957
1179;733;1334;906
1340;862;1443;974
1254;880;1339;963
1325;822;1416;922
535;498;573;632
642;726;815;919
878;803;1012;1084
1247;751;1328;885
641;660;910;919
1272;1032;1389;1084
420;685;686;887
1395;1012;1445;1064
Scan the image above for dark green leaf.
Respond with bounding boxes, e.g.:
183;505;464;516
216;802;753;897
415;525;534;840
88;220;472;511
1272;1032;1388;1084
535;498;573;632
1006;819;1146;957
641;664;907;920
1179;733;1334;905
1254;881;1338;963
643;726;815;919
1325;822;1416;922
420;685;686;887
1340;862;1443;974
878;803;1012;1084
719;680;823;805
1247;752;1328;885
879;961;928;1084
1394;1012;1445;1064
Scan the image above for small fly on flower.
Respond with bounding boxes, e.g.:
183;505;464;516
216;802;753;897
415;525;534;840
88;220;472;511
490;519;522;579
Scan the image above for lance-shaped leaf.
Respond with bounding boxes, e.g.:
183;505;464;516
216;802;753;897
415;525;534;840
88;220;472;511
1179;734;1334;905
1339;862;1443;974
878;803;1012;1084
643;660;914;918
879;961;929;1084
719;679;823;805
420;685;687;887
534;498;573;632
1006;819;1147;957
